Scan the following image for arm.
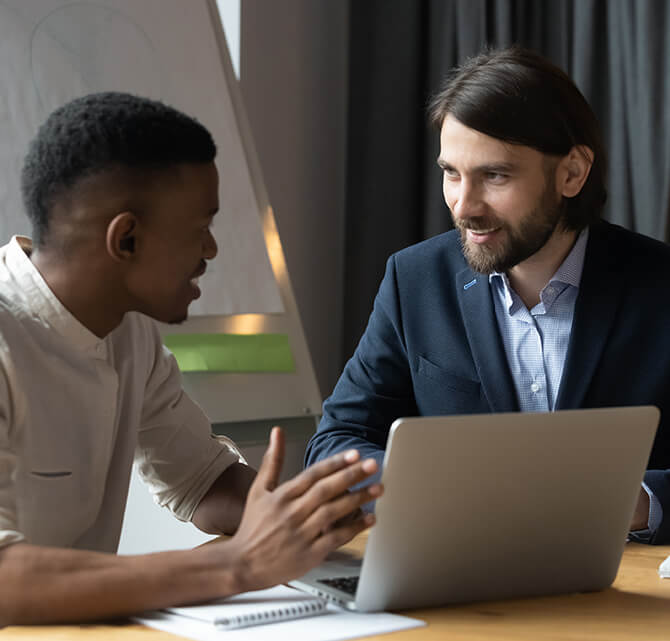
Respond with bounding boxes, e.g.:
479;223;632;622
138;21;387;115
630;485;650;531
0;427;382;625
305;256;417;480
632;469;670;544
191;461;256;534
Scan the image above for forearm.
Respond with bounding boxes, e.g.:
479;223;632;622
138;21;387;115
306;427;386;469
0;431;383;626
192;462;256;535
0;541;241;625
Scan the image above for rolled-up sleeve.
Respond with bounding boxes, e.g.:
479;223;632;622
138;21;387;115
135;337;240;523
0;363;23;548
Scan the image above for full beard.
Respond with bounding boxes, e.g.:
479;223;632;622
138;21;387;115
455;190;565;274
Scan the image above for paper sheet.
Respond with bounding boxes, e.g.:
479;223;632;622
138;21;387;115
165;585;326;627
658;554;670;578
134;604;424;641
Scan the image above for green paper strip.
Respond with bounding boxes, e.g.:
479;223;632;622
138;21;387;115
164;333;295;373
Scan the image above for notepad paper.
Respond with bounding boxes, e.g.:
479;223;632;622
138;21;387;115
165;585;326;630
135;604;424;641
658;554;670;578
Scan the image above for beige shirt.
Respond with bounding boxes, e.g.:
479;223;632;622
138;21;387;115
0;237;239;552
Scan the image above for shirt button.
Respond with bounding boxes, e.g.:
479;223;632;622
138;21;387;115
545;286;555;296
530;382;540;393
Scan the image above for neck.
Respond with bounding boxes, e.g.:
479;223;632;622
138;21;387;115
30;247;125;338
506;228;578;309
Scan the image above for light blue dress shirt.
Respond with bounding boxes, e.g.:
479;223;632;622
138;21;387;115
489;230;588;412
488;228;661;536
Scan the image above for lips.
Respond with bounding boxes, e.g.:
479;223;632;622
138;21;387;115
189;261;207;299
192;260;207;279
466;227;502;245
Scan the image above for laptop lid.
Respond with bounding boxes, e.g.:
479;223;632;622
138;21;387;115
292;406;659;612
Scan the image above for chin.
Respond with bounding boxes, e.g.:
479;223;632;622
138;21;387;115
148;307;189;325
165;313;188;325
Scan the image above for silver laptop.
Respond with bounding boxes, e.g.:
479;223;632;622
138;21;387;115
290;406;659;611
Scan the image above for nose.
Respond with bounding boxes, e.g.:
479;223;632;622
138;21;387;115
445;177;482;222
203;228;218;260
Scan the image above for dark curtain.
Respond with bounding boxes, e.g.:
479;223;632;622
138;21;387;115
342;0;670;369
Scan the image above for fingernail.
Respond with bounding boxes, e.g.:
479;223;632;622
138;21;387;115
344;450;359;463
361;458;377;473
368;484;382;496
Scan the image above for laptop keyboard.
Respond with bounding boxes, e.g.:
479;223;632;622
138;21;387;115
317;576;359;595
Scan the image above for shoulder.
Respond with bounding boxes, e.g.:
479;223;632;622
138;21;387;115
590;221;670;264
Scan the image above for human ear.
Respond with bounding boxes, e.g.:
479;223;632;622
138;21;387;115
106;212;137;262
557;145;594;198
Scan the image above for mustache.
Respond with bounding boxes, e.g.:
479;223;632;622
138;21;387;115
454;217;505;232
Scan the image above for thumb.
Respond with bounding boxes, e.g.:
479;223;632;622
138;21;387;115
255;426;285;492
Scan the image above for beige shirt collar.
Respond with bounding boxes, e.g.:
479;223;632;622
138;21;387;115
4;236;106;357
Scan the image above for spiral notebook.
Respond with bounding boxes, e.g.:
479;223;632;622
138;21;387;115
165;585;328;630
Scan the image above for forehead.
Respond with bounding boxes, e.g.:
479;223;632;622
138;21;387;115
438;115;544;171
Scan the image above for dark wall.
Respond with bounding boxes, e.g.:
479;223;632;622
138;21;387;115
240;0;350;398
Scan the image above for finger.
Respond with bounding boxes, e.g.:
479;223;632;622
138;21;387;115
280;449;363;500
321;504;363;533
331;506;363;530
294;458;379;517
254;426;285;492
311;513;376;559
300;483;382;540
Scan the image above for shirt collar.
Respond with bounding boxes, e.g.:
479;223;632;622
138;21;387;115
489;227;589;314
548;227;589;289
4;236;106;355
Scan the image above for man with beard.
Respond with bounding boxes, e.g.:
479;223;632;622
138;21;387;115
305;46;670;544
0;92;382;625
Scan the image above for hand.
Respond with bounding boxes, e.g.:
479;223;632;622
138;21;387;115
630;485;650;532
227;426;382;592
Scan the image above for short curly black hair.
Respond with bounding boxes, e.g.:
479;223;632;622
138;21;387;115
21;91;217;245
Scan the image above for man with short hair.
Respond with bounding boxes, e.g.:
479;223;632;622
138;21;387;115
0;92;382;625
305;46;670;543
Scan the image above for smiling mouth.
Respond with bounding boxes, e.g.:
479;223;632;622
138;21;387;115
191;261;208;282
468;227;502;235
189;265;207;291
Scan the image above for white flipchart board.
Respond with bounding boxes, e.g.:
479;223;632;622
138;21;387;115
0;0;322;423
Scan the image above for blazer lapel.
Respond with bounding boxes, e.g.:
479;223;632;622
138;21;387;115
456;268;519;412
556;224;623;409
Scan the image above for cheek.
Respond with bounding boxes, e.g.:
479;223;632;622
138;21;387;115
494;190;538;221
442;178;456;210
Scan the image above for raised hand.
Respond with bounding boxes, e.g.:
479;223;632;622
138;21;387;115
227;426;382;591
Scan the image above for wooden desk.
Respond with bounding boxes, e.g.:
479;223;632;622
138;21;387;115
4;538;670;640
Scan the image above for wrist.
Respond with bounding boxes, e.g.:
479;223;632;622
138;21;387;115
205;537;252;596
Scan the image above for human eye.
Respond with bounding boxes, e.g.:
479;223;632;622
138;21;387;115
442;166;460;180
485;171;508;184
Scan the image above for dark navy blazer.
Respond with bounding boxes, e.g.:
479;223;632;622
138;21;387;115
305;221;670;543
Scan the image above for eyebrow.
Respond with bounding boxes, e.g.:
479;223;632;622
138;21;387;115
436;159;518;174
